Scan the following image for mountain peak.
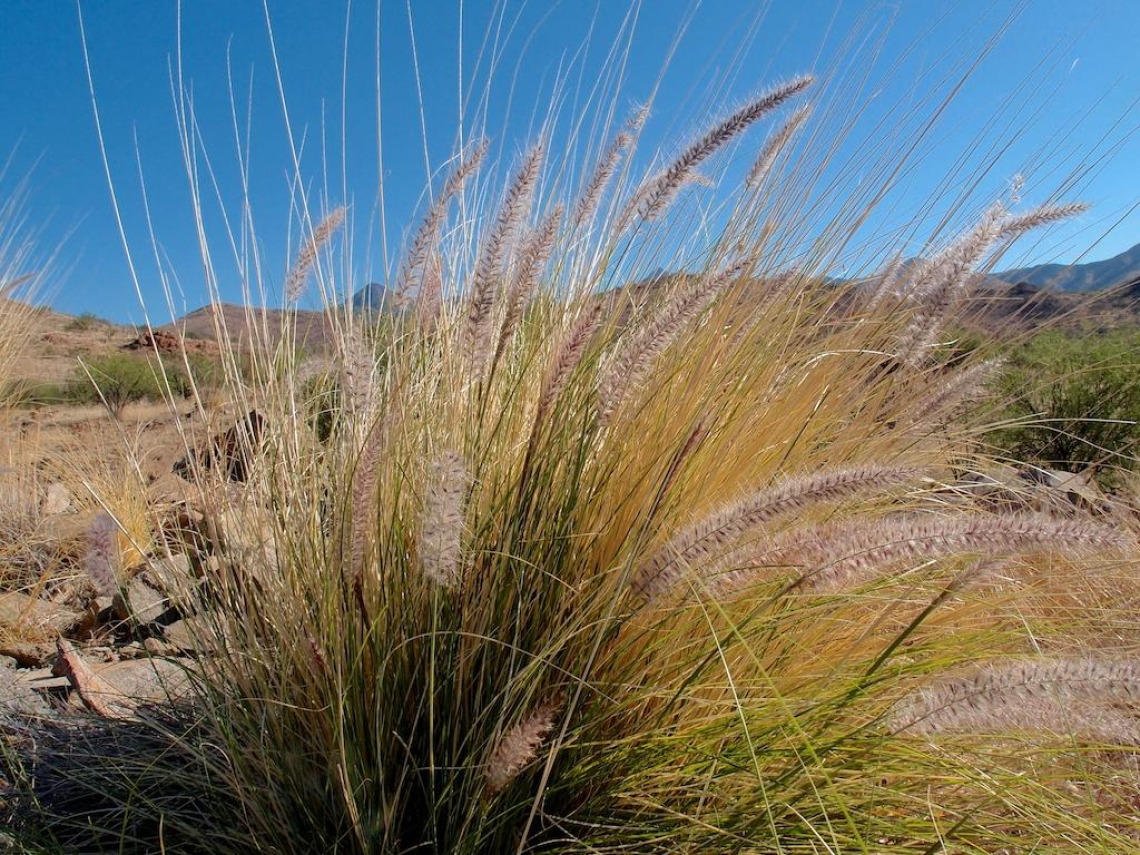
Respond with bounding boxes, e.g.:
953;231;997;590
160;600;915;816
351;282;389;310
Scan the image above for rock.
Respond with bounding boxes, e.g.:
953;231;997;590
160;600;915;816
122;328;218;356
143;637;174;657
0;656;15;670
174;410;266;482
0;642;56;668
140;552;198;609
56;638;137;718
0;591;85;638
116;576;171;625
163;617;214;654
25;672;71;693
209;504;277;575
94;657;192;704
0;667;49;718
116;641;146;660
40;483;71;516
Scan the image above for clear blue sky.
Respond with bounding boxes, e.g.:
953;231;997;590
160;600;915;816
2;0;1138;323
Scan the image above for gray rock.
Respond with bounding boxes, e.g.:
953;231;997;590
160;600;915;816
117;577;170;625
0;667;49;717
140;552;198;609
94;658;192;703
163;617;214;654
40;482;71;516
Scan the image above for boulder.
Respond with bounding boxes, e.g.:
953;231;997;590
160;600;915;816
94;657;192;703
55;639;192;717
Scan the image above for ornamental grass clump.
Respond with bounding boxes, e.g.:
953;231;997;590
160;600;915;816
7;33;1140;855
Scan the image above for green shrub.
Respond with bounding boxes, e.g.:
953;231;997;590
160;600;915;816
68;353;169;414
65;312;105;332
66;351;229;413
989;330;1140;484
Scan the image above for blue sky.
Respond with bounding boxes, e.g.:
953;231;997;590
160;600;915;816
2;0;1138;323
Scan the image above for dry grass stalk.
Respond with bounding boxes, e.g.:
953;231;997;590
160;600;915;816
83;511;119;597
495;205;563;366
891;657;1140;744
745;104;811;190
634;465;922;601
394;139;489;308
730;512;1129;596
485;701;559;795
599;265;742;425
571;107;645;229
624;75;812;223
912;359;1003;423
418;450;469;588
284;207;345;304
865;253;906;311
898;201;1085;365
467;141;546;368
534;302;602;426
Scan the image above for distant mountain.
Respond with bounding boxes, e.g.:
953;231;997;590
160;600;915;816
350;282;389;310
993;241;1140;292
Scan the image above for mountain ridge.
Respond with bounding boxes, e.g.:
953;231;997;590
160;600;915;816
989;240;1140;292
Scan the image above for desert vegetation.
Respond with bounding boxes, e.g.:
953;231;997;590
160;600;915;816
988;329;1140;486
0;12;1138;855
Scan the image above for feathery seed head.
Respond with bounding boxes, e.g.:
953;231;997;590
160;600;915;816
892;657;1140;744
746;103;812;190
486;702;559;795
634;464;923;602
467;140;547;369
624;75;813;223
285;207;345;304
418;450;470;588
84;511;120;597
394;138;488;307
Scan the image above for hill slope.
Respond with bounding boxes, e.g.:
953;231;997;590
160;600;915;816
993;241;1140;292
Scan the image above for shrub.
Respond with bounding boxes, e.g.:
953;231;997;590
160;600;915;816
68;352;167;414
989;329;1140;484
65;351;229;413
64;311;105;332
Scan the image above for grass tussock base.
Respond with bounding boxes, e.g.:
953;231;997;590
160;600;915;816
4;47;1140;855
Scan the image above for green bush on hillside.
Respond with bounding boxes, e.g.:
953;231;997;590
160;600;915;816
66;351;226;414
989;330;1140;483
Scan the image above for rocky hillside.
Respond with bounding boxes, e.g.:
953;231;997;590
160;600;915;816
992;240;1140;292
